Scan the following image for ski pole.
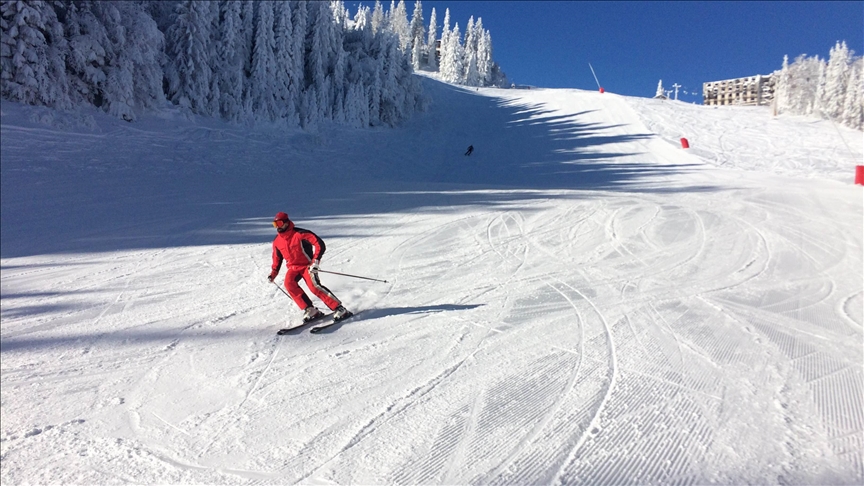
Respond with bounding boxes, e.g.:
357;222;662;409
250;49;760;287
271;280;292;298
318;269;388;283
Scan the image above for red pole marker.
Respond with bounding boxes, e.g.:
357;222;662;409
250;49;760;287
856;165;864;185
680;138;690;149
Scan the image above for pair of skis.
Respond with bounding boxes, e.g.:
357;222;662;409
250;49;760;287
276;310;357;335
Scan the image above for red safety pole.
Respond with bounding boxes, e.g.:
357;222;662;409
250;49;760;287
680;138;690;149
856;165;864;185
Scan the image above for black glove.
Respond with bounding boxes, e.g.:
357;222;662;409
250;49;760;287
268;272;276;282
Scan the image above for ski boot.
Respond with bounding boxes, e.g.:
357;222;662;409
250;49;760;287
332;305;353;322
303;306;325;323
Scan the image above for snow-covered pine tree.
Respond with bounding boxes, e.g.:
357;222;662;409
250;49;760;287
347;80;369;127
368;65;382;127
453;23;464;84
331;0;350;28
425;7;437;71
216;0;246;121
300;1;331;126
351;3;370;30
812;56;828;115
100;1;166;120
165;0;215;115
328;3;348;124
328;1;350;127
239;0;256;114
342;2;372;123
300;2;341;126
250;0;278;120
0;0;424;128
440;8;449;60
63;1;110;107
841;57;863;129
774;55;791;114
273;2;302;126
340;2;372;128
64;1;155;118
146;0;179;34
774;47;863;130
339;6;367;128
437;9;456;82
340;8;367;129
411;30;423;72
390;0;410;51
1;0;70;107
378;31;401;124
205;2;221;118
462;16;479;86
356;10;384;127
371;0;384;35
273;1;298;125
292;0;308;88
474;18;491;85
408;0;423;70
439;21;463;83
425;9;503;87
820;41;852;120
379;0;424;121
786;54;824;116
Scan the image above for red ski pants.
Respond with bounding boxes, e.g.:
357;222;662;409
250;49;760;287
283;266;341;311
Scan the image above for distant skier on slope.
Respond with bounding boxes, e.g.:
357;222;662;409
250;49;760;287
465;145;474;156
267;212;352;323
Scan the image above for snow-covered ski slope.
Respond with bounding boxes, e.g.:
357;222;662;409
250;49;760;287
2;74;862;484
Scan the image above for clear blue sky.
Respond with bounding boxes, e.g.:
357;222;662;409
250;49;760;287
357;1;864;103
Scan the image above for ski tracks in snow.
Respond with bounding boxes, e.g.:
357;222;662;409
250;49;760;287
3;84;862;484
436;186;862;483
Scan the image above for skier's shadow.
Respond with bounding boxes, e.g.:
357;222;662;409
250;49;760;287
312;304;484;334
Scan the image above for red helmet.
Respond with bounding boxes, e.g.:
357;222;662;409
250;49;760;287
274;212;290;222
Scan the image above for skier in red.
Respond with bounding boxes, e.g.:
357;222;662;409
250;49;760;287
267;212;352;323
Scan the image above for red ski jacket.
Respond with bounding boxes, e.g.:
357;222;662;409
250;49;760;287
271;221;327;274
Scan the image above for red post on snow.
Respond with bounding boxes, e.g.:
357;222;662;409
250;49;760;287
856;165;864;185
680;138;690;149
599;87;605;94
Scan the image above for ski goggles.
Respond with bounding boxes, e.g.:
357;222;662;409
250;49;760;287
273;220;288;228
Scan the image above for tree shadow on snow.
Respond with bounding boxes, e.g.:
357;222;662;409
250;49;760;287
1;76;716;258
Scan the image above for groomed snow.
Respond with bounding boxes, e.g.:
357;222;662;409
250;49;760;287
2;74;862;484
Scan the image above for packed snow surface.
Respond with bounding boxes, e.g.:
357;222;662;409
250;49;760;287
2;75;862;484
